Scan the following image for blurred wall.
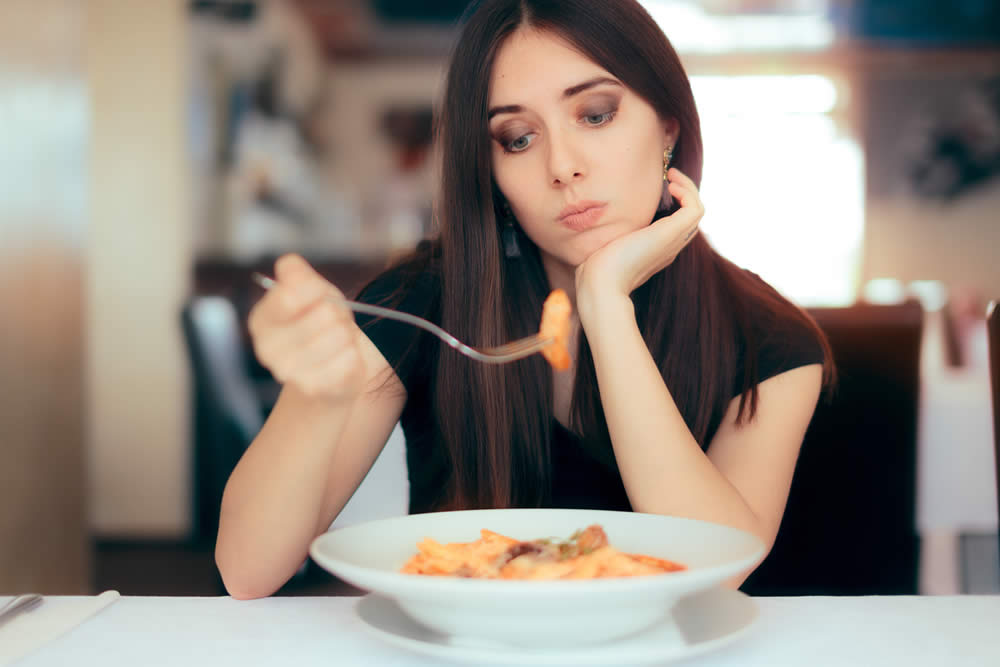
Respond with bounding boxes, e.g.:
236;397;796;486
0;0;89;593
320;60;443;218
87;0;193;537
859;64;1000;301
864;186;1000;300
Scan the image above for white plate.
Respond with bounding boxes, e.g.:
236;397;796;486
355;587;759;665
310;508;764;647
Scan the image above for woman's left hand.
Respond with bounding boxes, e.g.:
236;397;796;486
575;167;704;320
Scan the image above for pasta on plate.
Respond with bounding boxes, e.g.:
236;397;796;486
400;524;685;580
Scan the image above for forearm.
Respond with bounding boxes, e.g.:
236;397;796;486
582;296;762;538
215;386;355;599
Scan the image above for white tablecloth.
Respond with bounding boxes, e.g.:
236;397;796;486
9;594;1000;667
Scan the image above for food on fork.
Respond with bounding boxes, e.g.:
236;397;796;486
400;524;685;579
538;289;572;371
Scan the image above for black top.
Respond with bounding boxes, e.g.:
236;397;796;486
354;263;824;514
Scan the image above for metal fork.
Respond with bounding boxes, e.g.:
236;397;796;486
251;273;552;364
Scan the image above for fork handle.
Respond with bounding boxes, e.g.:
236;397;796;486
345;300;465;348
250;272;550;364
251;273;465;350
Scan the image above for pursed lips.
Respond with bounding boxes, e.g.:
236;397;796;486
557;201;607;231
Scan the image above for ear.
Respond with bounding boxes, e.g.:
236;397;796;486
662;117;680;150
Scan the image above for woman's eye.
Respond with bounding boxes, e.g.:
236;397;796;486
504;133;535;153
582;110;616;126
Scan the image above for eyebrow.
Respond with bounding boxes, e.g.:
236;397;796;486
487;76;623;120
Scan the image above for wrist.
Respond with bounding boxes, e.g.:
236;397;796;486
577;288;635;335
282;384;360;422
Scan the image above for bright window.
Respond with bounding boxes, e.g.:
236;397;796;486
692;74;864;307
639;1;862;306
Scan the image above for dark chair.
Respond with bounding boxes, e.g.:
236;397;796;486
987;301;999;561
742;299;924;596
181;295;348;594
181;295;265;546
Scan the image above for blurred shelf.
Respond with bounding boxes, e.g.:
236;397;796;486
194;255;391;300
681;42;1000;76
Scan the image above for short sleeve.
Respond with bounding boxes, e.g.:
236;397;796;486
755;317;825;386
354;264;439;395
732;275;826;399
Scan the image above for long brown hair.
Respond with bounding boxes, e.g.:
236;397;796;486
376;0;834;511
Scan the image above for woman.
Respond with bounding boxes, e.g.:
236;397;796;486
216;0;834;600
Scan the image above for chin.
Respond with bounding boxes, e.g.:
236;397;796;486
560;242;610;269
576;223;631;254
541;245;589;270
540;222;631;267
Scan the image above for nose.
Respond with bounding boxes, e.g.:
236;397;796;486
546;129;585;186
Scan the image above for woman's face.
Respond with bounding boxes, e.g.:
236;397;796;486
488;28;677;271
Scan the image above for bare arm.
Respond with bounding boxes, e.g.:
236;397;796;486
584;295;821;587
572;168;820;587
215;255;405;599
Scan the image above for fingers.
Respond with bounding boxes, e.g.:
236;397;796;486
664;168;704;242
666;168;704;216
250;255;346;329
246;254;367;402
665;166;697;190
269;254;346;321
275;320;358;387
252;299;353;379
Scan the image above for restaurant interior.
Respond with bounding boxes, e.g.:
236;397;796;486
2;0;999;607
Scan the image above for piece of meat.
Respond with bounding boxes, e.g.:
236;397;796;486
575;525;609;553
494;541;547;566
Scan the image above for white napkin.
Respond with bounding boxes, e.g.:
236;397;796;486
0;590;120;666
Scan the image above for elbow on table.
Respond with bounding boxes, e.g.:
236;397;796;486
223;578;273;601
218;568;279;601
727;533;776;590
215;545;281;600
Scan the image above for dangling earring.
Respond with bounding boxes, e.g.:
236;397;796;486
659;145;675;211
501;201;521;259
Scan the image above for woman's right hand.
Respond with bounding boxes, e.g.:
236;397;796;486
248;254;367;406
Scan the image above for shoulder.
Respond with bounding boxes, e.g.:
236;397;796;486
735;271;826;394
353;243;441;390
355;242;441;320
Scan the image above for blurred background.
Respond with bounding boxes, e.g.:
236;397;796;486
1;0;998;597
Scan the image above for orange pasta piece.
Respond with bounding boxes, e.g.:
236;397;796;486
538;289;572;371
400;525;686;579
627;553;686;573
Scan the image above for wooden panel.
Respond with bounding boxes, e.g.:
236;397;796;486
0;0;89;594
